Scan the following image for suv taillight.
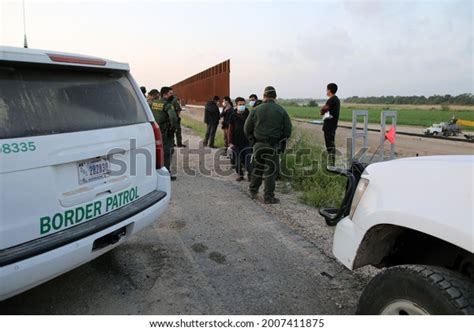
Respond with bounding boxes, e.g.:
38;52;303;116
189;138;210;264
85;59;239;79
151;122;164;169
47;54;106;66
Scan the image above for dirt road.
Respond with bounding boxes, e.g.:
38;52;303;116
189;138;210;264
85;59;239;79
184;106;473;158
296;121;473;159
0;128;368;315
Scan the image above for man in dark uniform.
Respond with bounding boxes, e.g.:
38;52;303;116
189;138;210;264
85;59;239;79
244;86;292;204
204;96;221;148
147;89;159;106
172;96;186;148
140;86;147;97
322;83;340;166
150;86;178;180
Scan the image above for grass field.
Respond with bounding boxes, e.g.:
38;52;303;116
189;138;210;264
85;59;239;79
181;116;225;148
285;103;474;130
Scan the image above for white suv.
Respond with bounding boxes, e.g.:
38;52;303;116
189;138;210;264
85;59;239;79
0;46;170;300
321;155;473;314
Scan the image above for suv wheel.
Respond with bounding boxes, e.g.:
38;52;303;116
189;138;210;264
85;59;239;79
357;265;474;315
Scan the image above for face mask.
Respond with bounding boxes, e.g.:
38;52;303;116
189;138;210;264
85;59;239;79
168;96;174;102
237;105;246;113
249;101;256;107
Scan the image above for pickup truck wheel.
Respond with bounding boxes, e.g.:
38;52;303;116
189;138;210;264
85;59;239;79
357;265;474;315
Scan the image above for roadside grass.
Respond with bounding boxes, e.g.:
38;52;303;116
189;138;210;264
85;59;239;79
281;129;346;208
180;115;225;148
285;105;474;131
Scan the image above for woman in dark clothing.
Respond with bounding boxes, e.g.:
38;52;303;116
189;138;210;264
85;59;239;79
228;97;252;181
221;96;234;148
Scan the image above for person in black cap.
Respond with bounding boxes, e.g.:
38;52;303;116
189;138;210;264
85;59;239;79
244;86;292;204
140;86;147;97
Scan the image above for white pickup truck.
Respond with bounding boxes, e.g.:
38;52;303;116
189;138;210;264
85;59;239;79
321;155;473;314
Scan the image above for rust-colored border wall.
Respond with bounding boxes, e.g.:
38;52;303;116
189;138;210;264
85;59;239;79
172;59;230;106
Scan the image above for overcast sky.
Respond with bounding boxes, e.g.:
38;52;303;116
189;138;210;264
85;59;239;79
1;0;473;98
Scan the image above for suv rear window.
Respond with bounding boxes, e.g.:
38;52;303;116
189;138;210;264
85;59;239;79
0;63;148;139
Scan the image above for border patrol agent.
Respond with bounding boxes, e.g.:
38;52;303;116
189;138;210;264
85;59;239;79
147;88;160;106
172;96;186;148
140;86;147;97
150;86;178;180
244;86;292;204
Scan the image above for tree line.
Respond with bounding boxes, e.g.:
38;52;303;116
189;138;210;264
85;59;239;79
344;93;474;105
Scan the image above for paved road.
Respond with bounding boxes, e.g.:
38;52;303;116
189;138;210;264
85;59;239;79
0;130;366;315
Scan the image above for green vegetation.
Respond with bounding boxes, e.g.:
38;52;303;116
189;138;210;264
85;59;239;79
180;116;225;148
345;93;474;105
278;99;323;107
281;129;346;208
284;105;474;129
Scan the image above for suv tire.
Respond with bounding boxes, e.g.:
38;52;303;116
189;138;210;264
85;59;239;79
357;265;474;315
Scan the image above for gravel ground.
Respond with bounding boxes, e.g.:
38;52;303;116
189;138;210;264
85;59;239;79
0;127;370;315
174;126;379;278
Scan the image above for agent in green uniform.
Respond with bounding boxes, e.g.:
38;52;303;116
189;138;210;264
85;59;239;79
147;88;159;106
172;96;186;148
150;86;178;180
244;86;292;204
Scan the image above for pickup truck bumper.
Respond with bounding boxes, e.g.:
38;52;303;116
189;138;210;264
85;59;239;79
332;216;366;270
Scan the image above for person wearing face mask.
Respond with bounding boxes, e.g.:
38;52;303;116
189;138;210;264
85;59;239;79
228;97;252;181
221;96;234;148
248;94;262;110
150;86;178;180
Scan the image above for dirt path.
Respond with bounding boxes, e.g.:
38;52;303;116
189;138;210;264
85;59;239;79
0;128;368;315
183;106;473;158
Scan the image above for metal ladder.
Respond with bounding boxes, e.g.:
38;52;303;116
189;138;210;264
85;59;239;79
349;110;397;167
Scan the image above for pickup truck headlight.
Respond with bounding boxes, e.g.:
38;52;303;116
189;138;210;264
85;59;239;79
349;178;369;219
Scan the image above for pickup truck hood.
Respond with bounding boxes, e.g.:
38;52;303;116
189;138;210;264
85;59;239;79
356;155;474;252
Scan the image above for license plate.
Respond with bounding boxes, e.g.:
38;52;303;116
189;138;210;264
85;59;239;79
78;157;110;184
